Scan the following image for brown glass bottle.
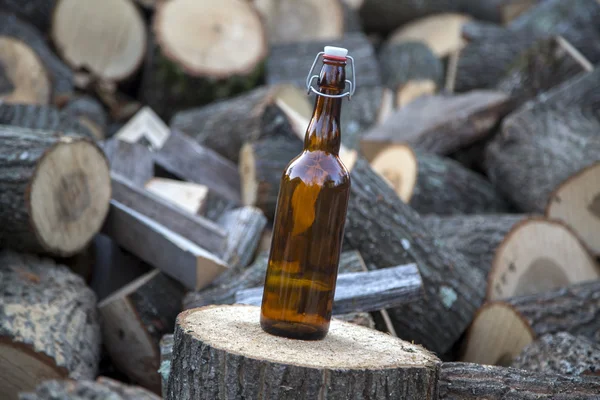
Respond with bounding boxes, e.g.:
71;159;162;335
260;48;351;340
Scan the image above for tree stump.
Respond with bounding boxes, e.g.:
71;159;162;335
0;250;101;398
166;304;441;400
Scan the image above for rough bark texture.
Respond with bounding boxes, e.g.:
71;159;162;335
159;334;174;399
409;150;512;215
166;305;441;400
0;250;101;397
485;69;600;213
170;86;300;163
61;95;108;140
266;33;381;88
0;11;73;104
344;157;487;354
422;214;525;278
511;332;600;376
439;362;600;399
18;377;161;400
0;0;56;33
101;139;155;186
377;41;443;92
360;90;511;158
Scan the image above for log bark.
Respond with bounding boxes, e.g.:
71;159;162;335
266;33;381;88
159;334;174;399
368;144;512;215
0;126;111;256
19;377;161;400
422;214;525;278
360;90;511;160
50;0;146;82
61;95;108;141
0;0;56;33
0;250;101;398
98;269;185;393
511;332;600;376
101;200;229;291
235;262;423;315
100;139;155;186
343;156;487;354
439;362;600;399
170;85;305;163
462;280;600;366
0;11;73;104
166;304;441;400
485;69;600;214
139;0;266;119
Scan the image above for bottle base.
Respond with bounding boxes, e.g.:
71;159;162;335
260;316;329;341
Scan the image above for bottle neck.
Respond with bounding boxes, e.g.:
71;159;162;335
304;59;346;155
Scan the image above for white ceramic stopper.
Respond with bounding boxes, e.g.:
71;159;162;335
324;46;348;58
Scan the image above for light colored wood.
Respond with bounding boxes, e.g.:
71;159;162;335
115;106;170;150
368;144;417;202
145;178;209;215
272;83;313;136
0;36;50;104
51;0;146;81
253;0;343;44
546;162;600;257
155;0;266;77
501;0;539;23
396;80;436;108
462;303;534;366
488;218;600;300
389;13;472;57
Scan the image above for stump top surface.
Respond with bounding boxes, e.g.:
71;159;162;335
180;305;438;369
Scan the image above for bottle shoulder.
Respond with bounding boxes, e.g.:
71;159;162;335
284;150;350;187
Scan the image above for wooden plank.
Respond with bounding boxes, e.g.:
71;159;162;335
100;138;154;186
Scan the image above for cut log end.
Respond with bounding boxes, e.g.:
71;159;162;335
167;304;441;399
30;139;111;256
0;36;50;105
154;0;267;78
488;218;600;300
546;162;600;257
368;144;417;202
395;79;436;108
51;0;147;81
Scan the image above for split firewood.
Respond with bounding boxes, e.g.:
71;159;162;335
0;103;100;140
422;214;525;278
61;95;108;140
343;155;487;354
485;69;600;215
0;36;50;104
101;199;228;291
251;0;344;44
100;138;155;186
511;332;600;376
139;0;267;119
170;85;307;163
439;362;600;400
0;250;101;398
19;377;161;400
50;0;146;82
486;218;600;300
266;33;381;88
387;13;472;58
113;106;170;150
367;144;511;215
109;173;228;258
145;178;209;215
461;279;600;366
360;90;511;160
98;269;185;393
0;11;73;104
395;80;437;109
165;304;441;400
235;262;422;315
0;126;110;256
377;41;443;99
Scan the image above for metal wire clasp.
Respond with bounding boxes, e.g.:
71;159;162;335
305;52;356;100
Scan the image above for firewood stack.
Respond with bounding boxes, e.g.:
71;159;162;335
1;0;599;399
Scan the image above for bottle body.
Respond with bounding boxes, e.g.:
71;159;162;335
260;149;350;340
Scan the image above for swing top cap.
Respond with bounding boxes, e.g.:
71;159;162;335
323;46;348;59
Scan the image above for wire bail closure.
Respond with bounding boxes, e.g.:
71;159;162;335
305;52;356;100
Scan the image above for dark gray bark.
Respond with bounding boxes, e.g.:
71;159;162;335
0;11;73;103
511;332;600;376
422;214;525;278
100;139;155;186
0;250;101;398
159;334;174;399
61;95;108;140
439;362;600;399
18;377;161;400
485;69;600;213
0;0;56;33
266;33;381;88
344;157;487;354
